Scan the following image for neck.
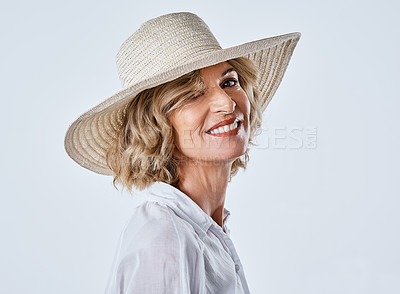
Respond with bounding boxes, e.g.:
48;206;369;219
175;158;232;229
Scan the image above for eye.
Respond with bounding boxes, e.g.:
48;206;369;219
221;79;239;89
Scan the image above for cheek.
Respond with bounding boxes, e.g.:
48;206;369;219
178;111;204;134
170;107;207;145
237;92;251;120
245;98;251;117
238;93;251;139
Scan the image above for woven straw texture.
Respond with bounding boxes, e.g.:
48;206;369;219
64;12;301;175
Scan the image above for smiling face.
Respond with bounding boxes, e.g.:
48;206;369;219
168;61;251;165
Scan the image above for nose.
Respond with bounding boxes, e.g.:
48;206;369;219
209;87;236;113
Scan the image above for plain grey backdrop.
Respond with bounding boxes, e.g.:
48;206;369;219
1;0;399;293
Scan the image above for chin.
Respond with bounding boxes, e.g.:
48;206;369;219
177;139;249;164
201;148;247;163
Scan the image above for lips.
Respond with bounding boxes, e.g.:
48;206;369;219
206;117;240;135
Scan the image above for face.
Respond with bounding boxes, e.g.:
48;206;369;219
169;61;251;165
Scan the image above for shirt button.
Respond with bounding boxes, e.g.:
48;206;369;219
235;264;240;272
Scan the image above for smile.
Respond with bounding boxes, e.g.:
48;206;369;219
206;118;241;136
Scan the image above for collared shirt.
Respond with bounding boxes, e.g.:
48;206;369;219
104;181;250;294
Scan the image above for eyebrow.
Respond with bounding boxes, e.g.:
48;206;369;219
221;68;237;77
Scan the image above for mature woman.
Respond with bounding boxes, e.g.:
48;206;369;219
65;12;300;294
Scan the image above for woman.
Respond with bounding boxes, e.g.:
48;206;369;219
65;12;300;294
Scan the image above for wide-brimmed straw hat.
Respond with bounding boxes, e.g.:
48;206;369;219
64;12;301;175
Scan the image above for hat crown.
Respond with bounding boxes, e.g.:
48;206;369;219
116;12;222;88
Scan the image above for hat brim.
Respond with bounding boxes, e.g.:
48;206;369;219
65;32;301;175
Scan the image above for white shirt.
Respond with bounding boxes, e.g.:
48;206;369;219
104;181;250;294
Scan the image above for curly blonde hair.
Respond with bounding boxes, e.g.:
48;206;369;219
106;57;262;191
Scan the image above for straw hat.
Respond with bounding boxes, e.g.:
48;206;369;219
64;12;301;175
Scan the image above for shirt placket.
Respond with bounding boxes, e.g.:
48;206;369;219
209;225;251;294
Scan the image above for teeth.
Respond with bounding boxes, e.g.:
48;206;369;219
209;120;239;134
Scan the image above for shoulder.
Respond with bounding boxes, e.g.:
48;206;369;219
120;201;201;254
106;201;206;293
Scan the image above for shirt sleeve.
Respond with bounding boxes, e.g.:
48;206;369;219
110;203;204;294
116;244;182;293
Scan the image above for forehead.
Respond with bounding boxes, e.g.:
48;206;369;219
199;61;237;78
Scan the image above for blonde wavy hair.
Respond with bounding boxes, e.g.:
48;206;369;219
106;57;262;191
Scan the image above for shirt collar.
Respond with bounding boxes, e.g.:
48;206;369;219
144;181;231;240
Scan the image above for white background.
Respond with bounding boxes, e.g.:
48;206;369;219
1;0;399;293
